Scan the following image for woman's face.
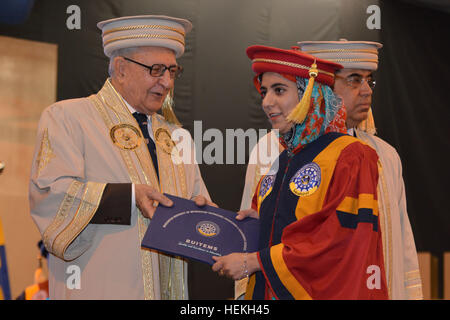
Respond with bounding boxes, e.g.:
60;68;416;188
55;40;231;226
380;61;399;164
260;72;300;134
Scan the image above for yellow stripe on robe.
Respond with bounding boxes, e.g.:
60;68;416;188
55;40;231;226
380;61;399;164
0;219;4;246
244;274;256;300
294;135;358;221
337;193;378;216
270;244;312;300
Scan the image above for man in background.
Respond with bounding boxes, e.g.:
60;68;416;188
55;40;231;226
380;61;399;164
297;39;422;299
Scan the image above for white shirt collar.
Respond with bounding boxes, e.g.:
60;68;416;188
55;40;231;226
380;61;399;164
122;98;138;116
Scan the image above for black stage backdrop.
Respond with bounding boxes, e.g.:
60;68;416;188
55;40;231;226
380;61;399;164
374;0;450;297
1;0;448;299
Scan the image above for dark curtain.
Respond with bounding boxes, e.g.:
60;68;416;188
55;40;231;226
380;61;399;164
375;0;450;254
375;0;450;297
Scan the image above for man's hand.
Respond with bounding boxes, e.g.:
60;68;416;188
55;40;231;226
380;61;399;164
135;184;173;219
192;195;218;208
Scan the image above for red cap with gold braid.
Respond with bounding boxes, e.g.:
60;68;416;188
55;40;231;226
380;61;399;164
246;45;343;124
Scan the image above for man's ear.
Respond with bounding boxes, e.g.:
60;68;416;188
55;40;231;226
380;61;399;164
113;56;127;82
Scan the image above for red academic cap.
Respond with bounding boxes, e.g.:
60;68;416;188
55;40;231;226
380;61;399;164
246;45;343;124
246;45;343;87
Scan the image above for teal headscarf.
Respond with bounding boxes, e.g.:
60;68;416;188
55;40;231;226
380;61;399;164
279;77;346;154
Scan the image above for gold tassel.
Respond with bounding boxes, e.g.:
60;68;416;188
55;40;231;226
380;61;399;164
286;61;318;124
357;107;377;135
162;89;182;126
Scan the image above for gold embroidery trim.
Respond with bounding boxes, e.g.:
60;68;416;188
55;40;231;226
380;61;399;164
327;58;378;63
406;284;424;300
406;284;422;289
93;80;159;300
252;58;335;77
305;49;378;54
36;128;56;176
378;162;393;299
152;111;188;299
43;180;83;254
155;128;176;155
103;79;160;189
104;34;185;47
52;182;106;260
89;95;141;186
92;79;188;299
110;123;142;150
103;24;185;37
176;159;187;199
405;269;421;282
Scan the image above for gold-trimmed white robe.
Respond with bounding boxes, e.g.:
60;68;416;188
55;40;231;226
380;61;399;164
29;79;210;300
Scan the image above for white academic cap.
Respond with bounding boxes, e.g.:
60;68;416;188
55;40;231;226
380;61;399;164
97;15;192;58
297;39;382;71
297;39;382;134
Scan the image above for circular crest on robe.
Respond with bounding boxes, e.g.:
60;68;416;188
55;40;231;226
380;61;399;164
289;162;321;196
196;221;220;237
110;124;142;150
155;128;176;154
259;174;275;198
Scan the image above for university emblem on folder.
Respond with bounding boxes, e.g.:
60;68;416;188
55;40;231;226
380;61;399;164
290;162;321;196
196;221;220;237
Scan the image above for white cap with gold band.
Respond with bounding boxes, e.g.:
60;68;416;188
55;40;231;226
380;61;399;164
297;39;382;71
97;15;193;58
297;39;382;134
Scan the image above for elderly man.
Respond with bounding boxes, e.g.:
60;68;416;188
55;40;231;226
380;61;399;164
296;39;422;300
29;15;211;300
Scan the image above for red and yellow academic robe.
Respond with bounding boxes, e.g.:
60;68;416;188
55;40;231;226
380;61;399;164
245;132;388;300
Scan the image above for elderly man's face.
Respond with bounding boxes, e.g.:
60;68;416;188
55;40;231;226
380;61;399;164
333;68;374;129
116;46;177;115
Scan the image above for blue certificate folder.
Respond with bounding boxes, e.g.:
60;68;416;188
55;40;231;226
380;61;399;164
141;194;260;265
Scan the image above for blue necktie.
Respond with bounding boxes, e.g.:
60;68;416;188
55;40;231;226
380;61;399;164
132;112;159;181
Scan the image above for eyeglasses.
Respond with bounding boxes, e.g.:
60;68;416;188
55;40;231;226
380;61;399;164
122;57;183;79
336;74;376;89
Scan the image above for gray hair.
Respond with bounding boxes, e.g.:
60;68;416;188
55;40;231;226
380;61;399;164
108;47;142;77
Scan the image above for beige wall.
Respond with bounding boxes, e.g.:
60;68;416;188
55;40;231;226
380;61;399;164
0;35;57;299
418;252;441;300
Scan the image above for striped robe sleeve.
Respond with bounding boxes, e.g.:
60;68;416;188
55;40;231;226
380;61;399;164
257;142;389;299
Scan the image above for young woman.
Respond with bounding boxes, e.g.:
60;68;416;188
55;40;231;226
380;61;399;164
212;45;388;300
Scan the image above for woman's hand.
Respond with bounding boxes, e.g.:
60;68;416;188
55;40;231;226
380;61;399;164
211;252;260;280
